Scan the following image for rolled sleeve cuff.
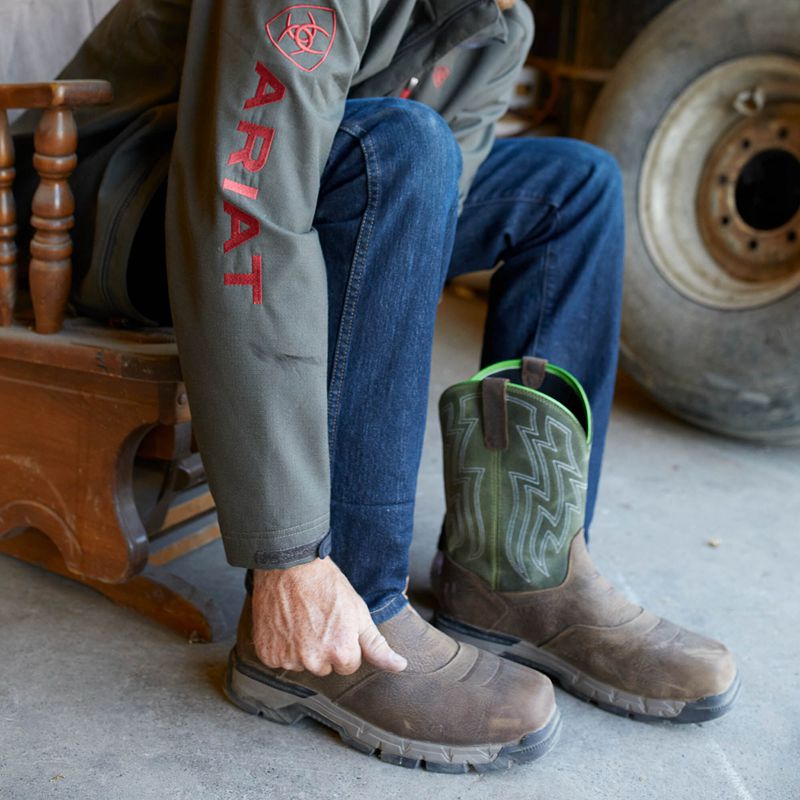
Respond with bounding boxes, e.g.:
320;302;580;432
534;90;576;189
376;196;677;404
221;515;331;570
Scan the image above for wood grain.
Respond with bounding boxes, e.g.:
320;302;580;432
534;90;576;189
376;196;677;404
0;110;16;326
0;79;224;640
0;81;113;110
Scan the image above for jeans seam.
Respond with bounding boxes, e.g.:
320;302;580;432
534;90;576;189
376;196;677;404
326;130;381;456
531;205;559;356
331;498;415;508
461;196;562;213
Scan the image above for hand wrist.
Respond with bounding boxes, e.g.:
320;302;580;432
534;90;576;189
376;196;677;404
254;555;328;578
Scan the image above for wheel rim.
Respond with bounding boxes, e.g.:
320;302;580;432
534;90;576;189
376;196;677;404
639;55;800;310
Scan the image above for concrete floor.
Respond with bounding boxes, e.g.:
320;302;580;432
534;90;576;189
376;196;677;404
2;287;798;799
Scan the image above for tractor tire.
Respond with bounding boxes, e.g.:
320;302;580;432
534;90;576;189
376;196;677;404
586;0;800;442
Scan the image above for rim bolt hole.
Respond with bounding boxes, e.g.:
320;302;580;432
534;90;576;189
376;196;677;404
742;138;752;150
748;239;759;251
721;216;731;226
718;175;729;186
778;127;790;140
789;231;797;243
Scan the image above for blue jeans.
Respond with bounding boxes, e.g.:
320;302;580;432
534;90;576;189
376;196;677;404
315;98;624;623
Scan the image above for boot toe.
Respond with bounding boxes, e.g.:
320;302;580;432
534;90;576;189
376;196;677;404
491;653;558;740
656;621;738;701
452;644;557;742
545;612;738;705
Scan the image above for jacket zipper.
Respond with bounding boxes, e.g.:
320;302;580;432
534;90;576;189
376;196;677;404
399;76;420;98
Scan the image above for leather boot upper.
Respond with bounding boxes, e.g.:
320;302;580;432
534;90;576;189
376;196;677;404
433;535;737;701
236;598;556;745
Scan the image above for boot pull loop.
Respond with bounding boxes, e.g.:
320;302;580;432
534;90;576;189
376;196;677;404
521;356;548;390
481;377;509;450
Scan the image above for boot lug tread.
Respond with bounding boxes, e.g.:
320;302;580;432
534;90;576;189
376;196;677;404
225;649;561;772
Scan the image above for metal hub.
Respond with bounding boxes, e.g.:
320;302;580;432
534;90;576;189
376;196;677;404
698;106;800;282
640;55;800;309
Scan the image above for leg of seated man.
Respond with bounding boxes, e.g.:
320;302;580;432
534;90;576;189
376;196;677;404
448;136;625;532
433;136;739;722
314;97;462;623
225;99;561;772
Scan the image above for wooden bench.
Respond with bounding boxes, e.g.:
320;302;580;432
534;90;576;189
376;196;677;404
0;81;226;641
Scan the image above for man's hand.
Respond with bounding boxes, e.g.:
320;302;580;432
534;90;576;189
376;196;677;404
252;558;408;677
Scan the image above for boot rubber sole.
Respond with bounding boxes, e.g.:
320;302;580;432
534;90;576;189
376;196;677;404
224;649;561;773
434;613;741;724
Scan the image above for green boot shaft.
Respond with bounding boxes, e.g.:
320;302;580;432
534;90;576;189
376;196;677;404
440;359;592;592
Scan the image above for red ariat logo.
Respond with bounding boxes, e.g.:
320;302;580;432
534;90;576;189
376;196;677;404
220;61;289;305
433;66;451;89
266;5;337;73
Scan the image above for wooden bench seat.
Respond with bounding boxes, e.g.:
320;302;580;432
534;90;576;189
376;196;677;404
0;82;226;641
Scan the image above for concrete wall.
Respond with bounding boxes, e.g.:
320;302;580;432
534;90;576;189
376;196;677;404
0;0;117;84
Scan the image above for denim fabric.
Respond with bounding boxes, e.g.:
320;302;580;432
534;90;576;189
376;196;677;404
315;98;624;623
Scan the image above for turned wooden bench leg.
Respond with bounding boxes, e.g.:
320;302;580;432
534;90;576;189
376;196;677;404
0;109;16;326
29;106;77;334
0;79;113;332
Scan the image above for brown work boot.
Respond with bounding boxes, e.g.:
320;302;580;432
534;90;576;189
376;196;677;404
433;358;740;723
225;597;560;772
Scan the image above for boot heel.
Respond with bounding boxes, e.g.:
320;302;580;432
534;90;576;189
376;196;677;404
224;653;308;725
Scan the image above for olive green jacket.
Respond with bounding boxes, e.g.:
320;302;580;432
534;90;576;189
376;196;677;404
13;0;533;568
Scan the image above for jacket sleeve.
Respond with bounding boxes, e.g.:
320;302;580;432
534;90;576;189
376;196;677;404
165;1;378;569
417;2;534;207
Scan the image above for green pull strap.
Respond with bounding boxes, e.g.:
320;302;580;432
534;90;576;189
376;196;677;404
521;356;548;390
481;377;509;450
470;358;593;446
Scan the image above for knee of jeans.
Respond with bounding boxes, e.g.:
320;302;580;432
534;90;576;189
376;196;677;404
553;140;624;275
578;141;624;211
363;98;463;195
